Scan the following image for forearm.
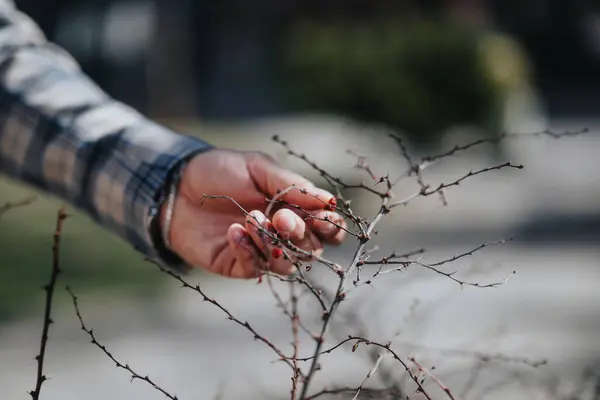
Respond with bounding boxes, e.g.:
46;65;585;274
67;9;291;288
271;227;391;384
0;0;213;269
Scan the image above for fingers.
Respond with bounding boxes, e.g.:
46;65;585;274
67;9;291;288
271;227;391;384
272;208;305;242
245;210;297;276
273;207;347;244
226;207;345;279
272;208;324;261
226;224;264;279
304;209;348;245
248;152;336;210
244;210;325;273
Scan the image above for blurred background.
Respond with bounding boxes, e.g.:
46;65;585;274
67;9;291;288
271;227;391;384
1;0;599;399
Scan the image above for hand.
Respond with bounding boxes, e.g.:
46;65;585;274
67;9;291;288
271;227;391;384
160;149;347;279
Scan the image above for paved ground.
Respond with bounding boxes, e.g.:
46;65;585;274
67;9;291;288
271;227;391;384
1;243;599;400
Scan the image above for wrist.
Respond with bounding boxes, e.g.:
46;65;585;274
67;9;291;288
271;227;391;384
159;161;184;251
149;158;188;269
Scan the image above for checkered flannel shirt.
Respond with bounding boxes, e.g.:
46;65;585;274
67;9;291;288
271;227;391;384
0;0;213;271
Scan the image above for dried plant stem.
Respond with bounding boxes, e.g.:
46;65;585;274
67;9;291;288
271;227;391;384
290;282;301;400
0;195;36;218
153;261;301;375
29;206;67;400
352;353;387;400
67;287;179;399
299;199;390;399
409;356;456;400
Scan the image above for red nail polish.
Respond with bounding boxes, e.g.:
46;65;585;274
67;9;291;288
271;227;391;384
326;197;337;211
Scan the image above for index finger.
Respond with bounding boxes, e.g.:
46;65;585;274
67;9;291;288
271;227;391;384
274;182;335;212
249;152;335;210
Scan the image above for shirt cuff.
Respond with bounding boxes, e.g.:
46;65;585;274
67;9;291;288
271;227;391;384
117;125;213;273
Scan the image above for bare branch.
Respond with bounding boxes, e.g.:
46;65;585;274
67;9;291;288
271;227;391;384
29;206;68;400
346;149;378;181
389;162;523;208
409;356;456;400
151;261;301;375
67;287;179;399
299;197;391;399
352;353;388;400
273;135;386;198
0;195;36;218
290;283;301;400
422;128;589;163
306;386;404;399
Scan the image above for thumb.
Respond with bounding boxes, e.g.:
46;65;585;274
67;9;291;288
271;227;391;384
247;152;335;211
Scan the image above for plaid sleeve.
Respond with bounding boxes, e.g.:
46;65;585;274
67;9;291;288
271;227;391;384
0;0;213;271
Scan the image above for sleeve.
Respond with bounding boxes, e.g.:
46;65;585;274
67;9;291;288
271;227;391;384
0;0;214;272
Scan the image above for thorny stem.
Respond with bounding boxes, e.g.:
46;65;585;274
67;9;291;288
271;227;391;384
409;356;456;400
352;353;387;400
67;287;179;400
152;261;302;375
273;135;386;198
306;387;404;399
290;282;301;400
389;162;524;209
265;274;317;339
421;128;589;163
357;239;516;288
29;206;67;400
299;198;390;399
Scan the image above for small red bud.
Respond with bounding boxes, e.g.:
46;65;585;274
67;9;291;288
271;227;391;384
325;197;337;211
271;247;283;259
257;276;263;284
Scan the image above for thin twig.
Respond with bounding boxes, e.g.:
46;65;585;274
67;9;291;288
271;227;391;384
394;340;548;369
290;282;301;400
352;353;387;400
0;195;36;218
66;287;179;399
357;239;514;288
151;261;301;375
409;356;456;400
298;197;390;399
306;386;404;399
29;206;68;400
422;128;589;163
265;274;317;339
273;135;385;198
389;162;523;209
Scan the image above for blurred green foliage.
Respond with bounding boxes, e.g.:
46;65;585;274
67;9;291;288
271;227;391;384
280;16;531;148
0;178;165;324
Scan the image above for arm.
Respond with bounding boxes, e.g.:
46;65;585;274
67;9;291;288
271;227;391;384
0;0;213;270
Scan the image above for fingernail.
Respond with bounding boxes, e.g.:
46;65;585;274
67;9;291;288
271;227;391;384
251;211;265;226
322;214;342;235
281;215;297;234
231;229;246;245
326;196;336;210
